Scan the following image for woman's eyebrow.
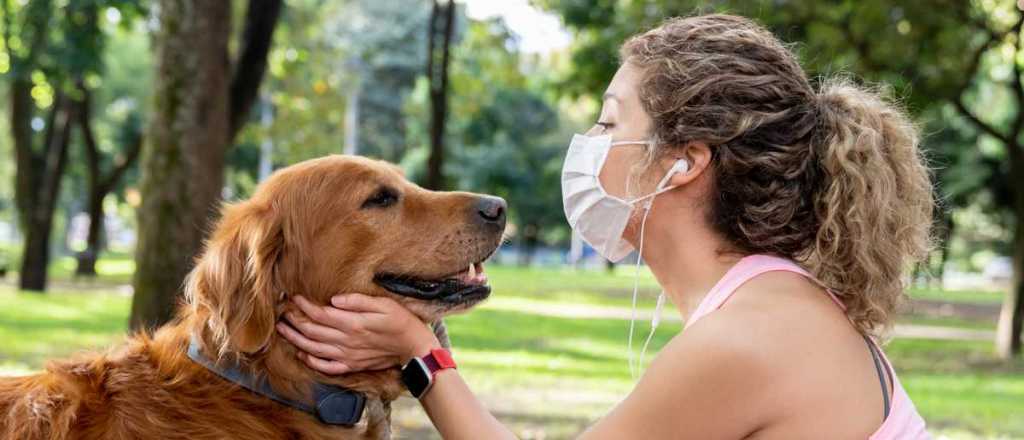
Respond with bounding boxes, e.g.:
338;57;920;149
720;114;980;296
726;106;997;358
603;92;619;101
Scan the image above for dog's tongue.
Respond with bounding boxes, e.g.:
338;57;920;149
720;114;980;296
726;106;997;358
458;262;488;285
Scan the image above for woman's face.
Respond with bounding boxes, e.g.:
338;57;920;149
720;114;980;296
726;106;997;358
592;63;657;200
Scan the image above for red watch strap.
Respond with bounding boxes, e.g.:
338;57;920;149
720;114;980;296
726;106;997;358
421;348;456;374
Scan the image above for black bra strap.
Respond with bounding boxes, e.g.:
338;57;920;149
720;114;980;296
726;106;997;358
863;334;891;419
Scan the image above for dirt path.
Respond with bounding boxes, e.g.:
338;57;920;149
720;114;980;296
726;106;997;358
906;299;1000;321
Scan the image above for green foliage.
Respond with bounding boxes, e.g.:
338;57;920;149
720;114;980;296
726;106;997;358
2;0;146;89
238;0;349;168
537;0;994;108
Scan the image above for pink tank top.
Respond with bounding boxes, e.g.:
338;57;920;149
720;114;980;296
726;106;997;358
683;255;930;439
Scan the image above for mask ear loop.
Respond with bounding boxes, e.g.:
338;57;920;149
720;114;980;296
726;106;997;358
627;158;688;379
639;292;665;371
627;201;651;379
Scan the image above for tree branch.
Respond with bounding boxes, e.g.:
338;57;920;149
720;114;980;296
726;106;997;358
77;86;143;195
100;128;143;194
954;96;1013;144
228;0;284;142
950;13;1016;146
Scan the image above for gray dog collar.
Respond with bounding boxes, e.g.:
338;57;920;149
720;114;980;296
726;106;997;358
187;336;365;426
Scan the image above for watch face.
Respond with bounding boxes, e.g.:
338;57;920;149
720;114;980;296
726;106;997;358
401;358;432;398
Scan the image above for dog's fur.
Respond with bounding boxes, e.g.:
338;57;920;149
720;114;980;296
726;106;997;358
0;156;505;439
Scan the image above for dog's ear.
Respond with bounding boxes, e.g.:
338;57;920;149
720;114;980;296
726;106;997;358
187;202;283;355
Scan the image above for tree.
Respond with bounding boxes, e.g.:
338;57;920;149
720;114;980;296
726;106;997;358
944;10;1024;358
2;0;140;290
129;0;283;330
539;0;1024;355
17;90;75;291
75;88;142;276
424;0;456;190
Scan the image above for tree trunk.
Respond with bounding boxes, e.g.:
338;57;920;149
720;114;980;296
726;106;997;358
130;0;232;330
75;190;104;277
996;176;1024;358
19;94;75;291
425;0;454;190
76;87;103;277
7;0;52;231
130;0;282;330
74;88;142;277
936;211;955;289
229;0;284;141
10;78;39;231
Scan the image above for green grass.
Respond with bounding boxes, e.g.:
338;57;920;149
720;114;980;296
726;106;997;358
0;263;1020;439
48;253;136;284
0;250;136;286
0;288;130;374
884;339;1024;437
908;287;1004;305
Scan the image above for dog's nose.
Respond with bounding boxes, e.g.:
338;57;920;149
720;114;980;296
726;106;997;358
476;196;506;227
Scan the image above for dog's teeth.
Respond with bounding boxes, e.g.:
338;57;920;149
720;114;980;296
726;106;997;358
468;264;476;278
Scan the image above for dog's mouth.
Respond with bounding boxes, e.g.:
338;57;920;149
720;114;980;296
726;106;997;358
374;261;490;304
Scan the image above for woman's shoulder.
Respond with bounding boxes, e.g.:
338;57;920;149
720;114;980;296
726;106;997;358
669;269;889;436
671;269;866;390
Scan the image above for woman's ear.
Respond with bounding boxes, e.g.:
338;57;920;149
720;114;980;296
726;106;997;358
667;141;712;187
186;202;283;355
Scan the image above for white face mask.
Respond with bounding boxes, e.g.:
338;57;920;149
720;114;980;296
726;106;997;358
560;133;688;262
560;132;689;378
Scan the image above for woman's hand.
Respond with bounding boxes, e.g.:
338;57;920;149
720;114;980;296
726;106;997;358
276;293;441;375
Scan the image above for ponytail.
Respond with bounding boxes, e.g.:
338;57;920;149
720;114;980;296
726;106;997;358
808;78;933;336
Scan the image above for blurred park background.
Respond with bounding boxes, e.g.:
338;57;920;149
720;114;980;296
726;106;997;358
1;0;1023;438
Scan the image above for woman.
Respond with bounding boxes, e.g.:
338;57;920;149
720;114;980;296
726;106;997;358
278;14;932;439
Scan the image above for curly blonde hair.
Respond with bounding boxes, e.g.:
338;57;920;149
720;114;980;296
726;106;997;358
621;14;934;336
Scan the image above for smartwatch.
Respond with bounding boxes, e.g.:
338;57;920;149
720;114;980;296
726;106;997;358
401;348;457;399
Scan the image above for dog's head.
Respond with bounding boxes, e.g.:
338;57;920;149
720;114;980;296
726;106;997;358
184;155;505;355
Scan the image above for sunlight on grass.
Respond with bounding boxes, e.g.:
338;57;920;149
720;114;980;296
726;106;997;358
0;286;130;371
46;254;136;284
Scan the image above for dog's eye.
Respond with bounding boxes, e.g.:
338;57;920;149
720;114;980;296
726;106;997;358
362;187;399;209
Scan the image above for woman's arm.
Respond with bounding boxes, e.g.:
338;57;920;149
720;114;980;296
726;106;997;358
277;294;515;440
278;294;770;440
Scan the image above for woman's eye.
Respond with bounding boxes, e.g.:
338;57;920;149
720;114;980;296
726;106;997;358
596;122;614;131
362;188;399;209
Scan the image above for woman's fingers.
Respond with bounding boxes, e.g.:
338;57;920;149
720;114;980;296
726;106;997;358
276;322;343;360
282;310;347;344
330;293;395;314
293;295;368;331
298;352;351;375
298;351;399;375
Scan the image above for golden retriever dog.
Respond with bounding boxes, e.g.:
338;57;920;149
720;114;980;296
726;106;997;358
0;155;506;439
